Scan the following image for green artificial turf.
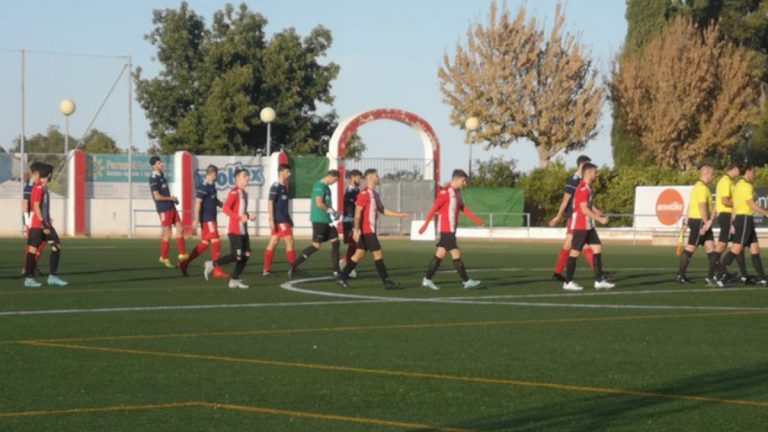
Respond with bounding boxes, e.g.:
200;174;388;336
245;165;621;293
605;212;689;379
1;237;767;431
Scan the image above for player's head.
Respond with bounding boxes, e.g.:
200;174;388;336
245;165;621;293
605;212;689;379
149;156;164;172
727;161;741;178
234;168;250;188
324;169;339;185
451;169;469;189
205;164;219;182
699;164;714;184
37;164;53;183
348;169;363;187
576;155;591;174
278;164;292;181
582;163;598;183
364;168;379;186
29;162;41;180
740;162;755;181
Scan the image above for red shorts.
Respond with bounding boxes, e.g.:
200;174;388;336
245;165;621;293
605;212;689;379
159;209;180;228
201;221;220;241
271;222;293;238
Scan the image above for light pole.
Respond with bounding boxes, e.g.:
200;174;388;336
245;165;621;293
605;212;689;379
260;107;276;156
464;116;480;180
59;99;76;154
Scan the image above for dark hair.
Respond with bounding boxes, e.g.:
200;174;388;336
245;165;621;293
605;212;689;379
347;169;363;178
326;169;340;178
206;164;219;174
149;156;162;167
582;162;598;173
29;162;41;174
576;155;591;166
452;169;468;179
234;168;251;178
740;163;754;176
278;164;291;173
38;163;53;179
364;168;378;177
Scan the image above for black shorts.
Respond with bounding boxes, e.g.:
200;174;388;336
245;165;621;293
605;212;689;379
312;223;339;243
342;222;354;244
27;227;59;247
227;233;251;258
687;219;715;247
732;215;757;246
436;233;459;251
717;213;733;243
356;233;382;252
571;229;601;252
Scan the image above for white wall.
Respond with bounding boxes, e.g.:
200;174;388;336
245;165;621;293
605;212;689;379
0;196;66;237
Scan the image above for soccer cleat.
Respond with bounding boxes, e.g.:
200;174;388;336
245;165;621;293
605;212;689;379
422;278;440;291
178;254;189;262
602;271;617;281
704;277;724;288
203;261;214;281
47;275;69;287
463;279;482;290
262;271;272;277
552;273;566;282
383;279;403;290
159;257;174;269
24;277;42;288
740;275;757;285
336;277;350;289
594;279;615;290
563;281;584;291
721;272;737;284
179;259;190;276
228;279;249;289
213;267;230;279
676;274;692;284
287;267;295;279
349;269;358;279
758;278;768;288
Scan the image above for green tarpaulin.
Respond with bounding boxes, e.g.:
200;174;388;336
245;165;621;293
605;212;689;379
459;187;525;227
289;156;329;198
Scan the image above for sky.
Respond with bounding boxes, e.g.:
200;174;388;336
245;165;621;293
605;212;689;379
0;0;627;179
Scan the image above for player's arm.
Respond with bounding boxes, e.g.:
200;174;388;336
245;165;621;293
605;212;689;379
580;201;609;225
747;198;768;218
383;209;409;218
152;190;178;203
460;205;485;227
353;204;363;241
222;192;238;219
549;191;574;227
418;194;446;233
31;189;49;231
268;185;278;231
721;196;733;208
193;198;202;227
698;201;713;232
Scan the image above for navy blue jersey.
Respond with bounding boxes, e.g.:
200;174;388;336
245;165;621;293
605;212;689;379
269;182;292;224
149;171;174;213
23;181;34;213
343;185;360;223
196;181;221;223
565;174;582;218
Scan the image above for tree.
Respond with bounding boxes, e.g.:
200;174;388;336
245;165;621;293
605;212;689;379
11;127;121;154
470;157;520;187
439;2;603;168
612;17;761;169
135;2;341;156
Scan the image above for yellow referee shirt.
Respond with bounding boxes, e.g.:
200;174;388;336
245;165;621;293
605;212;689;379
733;179;755;216
687;181;712;219
715;175;735;214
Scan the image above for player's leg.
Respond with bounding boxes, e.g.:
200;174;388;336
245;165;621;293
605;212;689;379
23;229;43;287
229;235;250;288
717;216;747;281
748;226;767;285
291;224;325;273
45;228;67;287
703;239;722;286
587;231;614;290
677;219;700;283
205;234;236;281
284;234;296;268
263;235;279;276
553;233;573;281
337;236;369;287
450;244;481;290
159;223;173;267
564;231;586;291
329;227;341;274
422;245;447;291
174;216;188;260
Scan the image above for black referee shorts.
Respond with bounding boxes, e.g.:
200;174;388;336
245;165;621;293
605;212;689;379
571;229;601;252
356;233;382;252
717;213;733;244
732;215;758;246
687;218;715;247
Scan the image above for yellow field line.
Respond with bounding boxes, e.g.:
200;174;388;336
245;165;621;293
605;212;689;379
23;340;768;410
10;309;767;345
0;400;475;431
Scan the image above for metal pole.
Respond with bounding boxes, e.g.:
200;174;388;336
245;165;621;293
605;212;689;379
127;56;134;239
64;117;69;155
266;122;272;156
20;49;26;180
468;143;473;181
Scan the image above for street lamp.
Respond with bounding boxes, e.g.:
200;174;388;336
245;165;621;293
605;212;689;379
59;99;76;154
464;116;480;180
260;107;276;156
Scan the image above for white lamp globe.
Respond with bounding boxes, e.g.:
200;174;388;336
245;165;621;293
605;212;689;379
464;116;479;131
260;107;276;123
59;99;76;116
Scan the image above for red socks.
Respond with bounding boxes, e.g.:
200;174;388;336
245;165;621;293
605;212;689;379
161;240;170;259
287;250;296;266
264;249;275;272
583;248;595;269
176;237;187;255
212;241;221;261
554;248;569;274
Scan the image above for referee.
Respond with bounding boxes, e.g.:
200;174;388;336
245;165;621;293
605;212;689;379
676;165;719;286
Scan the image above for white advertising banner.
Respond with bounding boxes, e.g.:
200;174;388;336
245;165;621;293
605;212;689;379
633;185;694;229
193;155;268;202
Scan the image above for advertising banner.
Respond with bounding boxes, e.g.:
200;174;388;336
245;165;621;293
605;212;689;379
633;186;694;229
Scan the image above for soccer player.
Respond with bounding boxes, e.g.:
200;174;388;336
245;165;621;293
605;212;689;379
336;169;409;289
562;163;615;291
676;165;720;286
289;170;342;277
149;156;187;268
23;163;68;288
263;164;295;276
340;169;363;278
179;165;228;278
714;162;752;284
204;168;255;288
716;163;768;286
20;162;45;276
418;169;484;290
